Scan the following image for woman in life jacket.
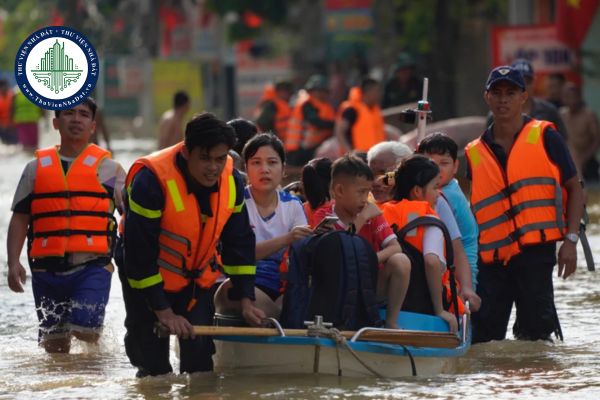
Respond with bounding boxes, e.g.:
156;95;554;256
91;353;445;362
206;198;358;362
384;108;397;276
380;154;459;333
215;134;312;318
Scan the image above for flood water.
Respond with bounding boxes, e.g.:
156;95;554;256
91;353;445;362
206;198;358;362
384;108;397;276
1;131;600;399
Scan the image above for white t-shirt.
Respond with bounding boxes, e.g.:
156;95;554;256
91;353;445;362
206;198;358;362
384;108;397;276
244;187;308;291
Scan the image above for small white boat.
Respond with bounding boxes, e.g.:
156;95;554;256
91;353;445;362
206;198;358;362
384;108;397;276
212;310;471;378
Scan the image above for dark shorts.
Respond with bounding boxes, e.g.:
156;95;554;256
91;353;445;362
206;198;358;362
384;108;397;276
472;243;562;343
31;262;112;340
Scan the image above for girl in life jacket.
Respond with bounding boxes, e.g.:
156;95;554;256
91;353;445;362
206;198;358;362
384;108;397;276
380;155;459;333
215;134;312;319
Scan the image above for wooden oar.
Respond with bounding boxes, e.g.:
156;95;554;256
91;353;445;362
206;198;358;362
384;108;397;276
156;325;460;349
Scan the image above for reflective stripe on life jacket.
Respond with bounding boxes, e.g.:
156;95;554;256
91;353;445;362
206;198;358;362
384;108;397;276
30;144;114;258
338;87;385;152
465;119;566;265
381;199;465;316
124;143;249;292
285;93;335;151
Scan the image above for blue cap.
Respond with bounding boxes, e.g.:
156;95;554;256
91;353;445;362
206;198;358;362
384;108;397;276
511;58;534;78
485;66;526;91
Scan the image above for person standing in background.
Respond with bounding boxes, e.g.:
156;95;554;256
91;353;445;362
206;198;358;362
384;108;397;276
546;73;566;109
560;82;600;182
0;79;16;145
157;91;190;150
255;80;293;141
12;86;43;152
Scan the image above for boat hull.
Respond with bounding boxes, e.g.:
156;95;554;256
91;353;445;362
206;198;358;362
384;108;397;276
212;311;470;378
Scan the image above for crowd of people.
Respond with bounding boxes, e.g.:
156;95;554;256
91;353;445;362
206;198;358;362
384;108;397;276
4;62;586;378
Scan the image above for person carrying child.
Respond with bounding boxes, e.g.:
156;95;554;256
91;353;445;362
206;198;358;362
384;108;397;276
313;155;411;329
214;134;311;318
380;155;460;333
416;133;479;289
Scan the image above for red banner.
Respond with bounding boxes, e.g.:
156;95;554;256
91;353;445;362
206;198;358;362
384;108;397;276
556;0;600;48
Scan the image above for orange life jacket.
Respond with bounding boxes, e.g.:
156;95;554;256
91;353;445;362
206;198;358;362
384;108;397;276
29;144;114;258
465;119;566;265
255;85;291;141
125;143;237;292
381;199;465;316
338;87;385;152
285;93;335;151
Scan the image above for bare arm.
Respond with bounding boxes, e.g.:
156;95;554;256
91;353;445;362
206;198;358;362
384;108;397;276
558;176;584;279
7;212;29;293
452;238;481;311
377;238;402;264
157;118;171;150
255;226;313;260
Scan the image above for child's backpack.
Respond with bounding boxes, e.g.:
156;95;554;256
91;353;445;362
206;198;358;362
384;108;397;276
280;230;384;330
393;216;461;320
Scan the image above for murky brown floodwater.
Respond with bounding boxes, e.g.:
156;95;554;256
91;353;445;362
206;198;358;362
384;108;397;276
1;130;600;399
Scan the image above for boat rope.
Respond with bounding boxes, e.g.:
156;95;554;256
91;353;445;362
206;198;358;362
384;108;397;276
308;324;383;377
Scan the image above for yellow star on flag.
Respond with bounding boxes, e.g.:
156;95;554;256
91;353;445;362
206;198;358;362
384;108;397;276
567;0;581;8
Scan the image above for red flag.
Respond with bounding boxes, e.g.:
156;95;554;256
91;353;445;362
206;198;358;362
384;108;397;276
556;0;600;48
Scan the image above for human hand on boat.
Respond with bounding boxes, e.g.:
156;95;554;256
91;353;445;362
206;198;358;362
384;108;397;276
240;298;266;327
558;241;577;279
155;308;195;339
7;261;27;293
460;288;481;312
437;310;458;333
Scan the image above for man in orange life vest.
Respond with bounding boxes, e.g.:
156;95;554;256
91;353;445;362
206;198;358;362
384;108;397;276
336;78;386;154
7;98;125;353
255;80;293;140
117;112;265;377
466;66;584;343
285;74;335;166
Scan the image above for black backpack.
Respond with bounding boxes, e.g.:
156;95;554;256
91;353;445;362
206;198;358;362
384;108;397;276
394;216;460;321
280;230;384;330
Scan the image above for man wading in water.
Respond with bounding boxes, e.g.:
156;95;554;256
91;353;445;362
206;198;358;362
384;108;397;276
7;98;125;353
466;66;583;343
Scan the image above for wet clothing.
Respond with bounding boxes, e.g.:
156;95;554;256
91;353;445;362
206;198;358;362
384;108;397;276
472;245;561;342
467;116;575;343
118;149;256;376
32;262;112;341
11;147;123;339
119;270;216;376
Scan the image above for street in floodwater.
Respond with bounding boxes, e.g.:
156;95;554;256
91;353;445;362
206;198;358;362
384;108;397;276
1;132;600;399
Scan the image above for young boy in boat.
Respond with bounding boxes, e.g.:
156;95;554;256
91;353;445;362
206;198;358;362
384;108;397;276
214;134;312;318
313;155;411;329
380;154;459;333
416;133;479;290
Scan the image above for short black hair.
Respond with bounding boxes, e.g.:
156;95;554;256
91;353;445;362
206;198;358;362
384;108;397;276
174;91;190;108
361;78;379;93
331;155;374;183
416;132;458;161
391;154;439;201
242;133;285;164
184;112;236;152
54;97;97;119
228;118;258;154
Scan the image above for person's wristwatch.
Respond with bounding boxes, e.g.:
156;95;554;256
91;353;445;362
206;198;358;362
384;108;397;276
565;232;579;244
